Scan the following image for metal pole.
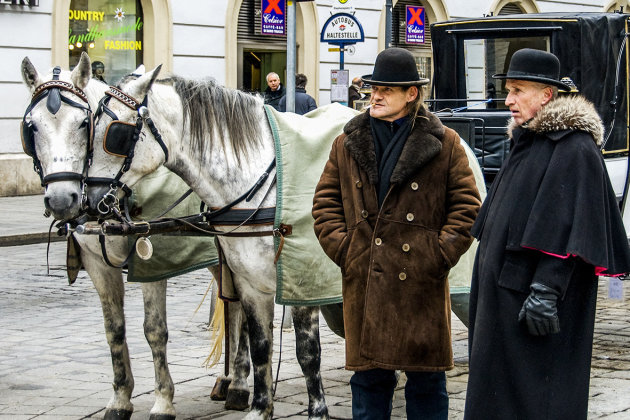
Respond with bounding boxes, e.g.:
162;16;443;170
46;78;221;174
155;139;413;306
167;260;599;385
385;0;393;49
340;43;345;70
286;0;296;112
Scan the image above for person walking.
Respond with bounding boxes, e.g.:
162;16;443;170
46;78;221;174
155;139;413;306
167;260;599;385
263;71;285;111
278;73;317;114
464;48;630;419
312;47;481;419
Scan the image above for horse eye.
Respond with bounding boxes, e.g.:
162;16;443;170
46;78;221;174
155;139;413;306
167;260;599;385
79;120;88;128
31;123;38;132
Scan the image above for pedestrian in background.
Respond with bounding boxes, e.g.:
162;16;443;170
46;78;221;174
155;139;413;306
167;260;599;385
313;47;481;419
348;76;364;109
91;61;107;84
278;73;317;115
464;48;630;419
263;71;285;111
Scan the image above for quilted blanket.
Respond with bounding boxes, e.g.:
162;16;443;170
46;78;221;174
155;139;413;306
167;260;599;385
448;139;487;294
126;166;218;282
266;103;359;305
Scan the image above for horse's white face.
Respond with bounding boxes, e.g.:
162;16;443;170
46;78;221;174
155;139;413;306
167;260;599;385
20;53;94;220
87;66;166;215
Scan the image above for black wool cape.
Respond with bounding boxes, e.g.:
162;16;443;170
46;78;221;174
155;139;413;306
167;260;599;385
465;95;630;420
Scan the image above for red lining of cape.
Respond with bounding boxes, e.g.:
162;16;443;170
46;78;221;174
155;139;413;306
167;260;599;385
522;246;625;277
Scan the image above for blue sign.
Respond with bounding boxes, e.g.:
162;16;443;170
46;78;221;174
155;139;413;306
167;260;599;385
406;5;425;44
320;12;364;45
261;0;285;36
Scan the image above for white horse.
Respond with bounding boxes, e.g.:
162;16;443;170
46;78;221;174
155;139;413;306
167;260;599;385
20;54;251;420
83;66;330;420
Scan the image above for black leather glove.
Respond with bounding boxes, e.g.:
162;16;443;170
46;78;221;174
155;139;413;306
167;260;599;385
518;283;561;336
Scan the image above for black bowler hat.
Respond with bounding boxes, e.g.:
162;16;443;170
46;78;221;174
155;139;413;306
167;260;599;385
362;48;429;87
493;48;571;90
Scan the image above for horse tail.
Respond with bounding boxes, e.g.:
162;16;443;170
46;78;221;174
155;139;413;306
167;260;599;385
204;290;225;368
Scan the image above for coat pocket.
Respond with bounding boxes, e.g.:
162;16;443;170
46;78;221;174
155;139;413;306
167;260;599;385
496;251;535;294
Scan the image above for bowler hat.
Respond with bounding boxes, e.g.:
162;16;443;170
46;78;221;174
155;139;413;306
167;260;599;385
493;48;570;90
362;48;429;87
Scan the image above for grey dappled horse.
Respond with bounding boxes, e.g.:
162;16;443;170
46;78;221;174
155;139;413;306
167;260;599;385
84;66;329;420
20;54;251;420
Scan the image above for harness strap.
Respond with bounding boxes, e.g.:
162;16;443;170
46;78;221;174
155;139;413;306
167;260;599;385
42;172;84;185
98;233;138;268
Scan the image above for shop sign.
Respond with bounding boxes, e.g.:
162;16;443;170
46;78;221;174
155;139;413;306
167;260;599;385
320;13;364;45
0;0;39;6
406;5;425;44
261;0;286;36
68;11;143;51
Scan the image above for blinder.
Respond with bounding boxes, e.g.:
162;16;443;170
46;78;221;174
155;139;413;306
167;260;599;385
20;119;37;158
103;120;137;157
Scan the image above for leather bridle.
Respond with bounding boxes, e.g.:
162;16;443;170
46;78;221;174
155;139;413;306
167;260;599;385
88;85;169;216
21;66;94;187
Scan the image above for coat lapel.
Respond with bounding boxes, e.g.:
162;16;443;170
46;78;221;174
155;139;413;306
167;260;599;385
343;108;444;185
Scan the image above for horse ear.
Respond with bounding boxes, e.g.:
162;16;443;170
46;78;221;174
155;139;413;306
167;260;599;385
133;64;146;75
129;64;162;99
21;56;41;91
71;52;92;90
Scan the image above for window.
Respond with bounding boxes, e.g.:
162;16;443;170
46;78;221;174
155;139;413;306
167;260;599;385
463;36;549;109
69;0;143;85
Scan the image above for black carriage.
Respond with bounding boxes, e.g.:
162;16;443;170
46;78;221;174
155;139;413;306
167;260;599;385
429;11;630;212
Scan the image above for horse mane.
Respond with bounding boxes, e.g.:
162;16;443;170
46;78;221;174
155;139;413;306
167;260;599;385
162;76;265;162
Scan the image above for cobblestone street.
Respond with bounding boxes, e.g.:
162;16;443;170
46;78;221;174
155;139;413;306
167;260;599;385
0;239;628;419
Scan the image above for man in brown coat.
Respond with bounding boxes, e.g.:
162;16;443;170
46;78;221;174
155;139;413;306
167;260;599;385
313;48;481;419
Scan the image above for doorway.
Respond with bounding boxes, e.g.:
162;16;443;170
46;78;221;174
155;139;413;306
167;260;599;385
242;49;287;93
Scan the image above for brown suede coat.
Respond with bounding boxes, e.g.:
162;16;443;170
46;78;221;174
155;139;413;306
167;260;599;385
313;108;480;371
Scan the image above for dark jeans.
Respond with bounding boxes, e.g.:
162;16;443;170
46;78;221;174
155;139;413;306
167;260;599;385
350;369;448;419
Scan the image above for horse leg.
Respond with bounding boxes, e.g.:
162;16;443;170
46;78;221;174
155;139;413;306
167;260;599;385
80;245;134;420
291;306;329;419
239;292;275;420
140;280;176;420
225;301;251;410
207;265;250;409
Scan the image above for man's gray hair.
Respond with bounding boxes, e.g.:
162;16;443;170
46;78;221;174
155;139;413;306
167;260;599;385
266;72;280;81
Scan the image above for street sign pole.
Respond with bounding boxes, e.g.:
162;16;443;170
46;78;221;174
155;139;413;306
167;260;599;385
286;0;296;113
339;43;344;70
385;0;393;49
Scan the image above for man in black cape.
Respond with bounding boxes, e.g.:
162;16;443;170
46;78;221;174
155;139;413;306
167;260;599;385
464;48;630;419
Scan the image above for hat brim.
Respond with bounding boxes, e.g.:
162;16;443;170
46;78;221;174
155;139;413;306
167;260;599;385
492;73;571;91
361;76;430;87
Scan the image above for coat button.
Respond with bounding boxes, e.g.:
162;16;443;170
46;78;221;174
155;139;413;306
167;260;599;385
356;180;363;188
375;237;382;246
411;182;419;190
361;210;368;218
406;213;414;222
399;272;407;281
402;243;410;252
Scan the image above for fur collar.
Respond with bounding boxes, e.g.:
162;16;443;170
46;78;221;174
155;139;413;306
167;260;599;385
507;95;604;145
343;107;444;184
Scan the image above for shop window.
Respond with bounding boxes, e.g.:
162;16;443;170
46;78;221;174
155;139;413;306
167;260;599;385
69;0;143;85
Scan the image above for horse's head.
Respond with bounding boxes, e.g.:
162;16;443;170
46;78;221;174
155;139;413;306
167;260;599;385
86;64;167;217
20;52;102;221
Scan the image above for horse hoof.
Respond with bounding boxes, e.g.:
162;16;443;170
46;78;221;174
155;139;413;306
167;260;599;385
104;409;133;420
225;388;250;411
210;376;232;401
149;415;176;420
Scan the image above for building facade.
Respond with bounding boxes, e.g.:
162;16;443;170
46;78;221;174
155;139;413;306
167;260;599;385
0;0;625;196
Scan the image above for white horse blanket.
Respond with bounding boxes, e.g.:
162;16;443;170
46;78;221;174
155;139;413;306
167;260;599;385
265;103;486;305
